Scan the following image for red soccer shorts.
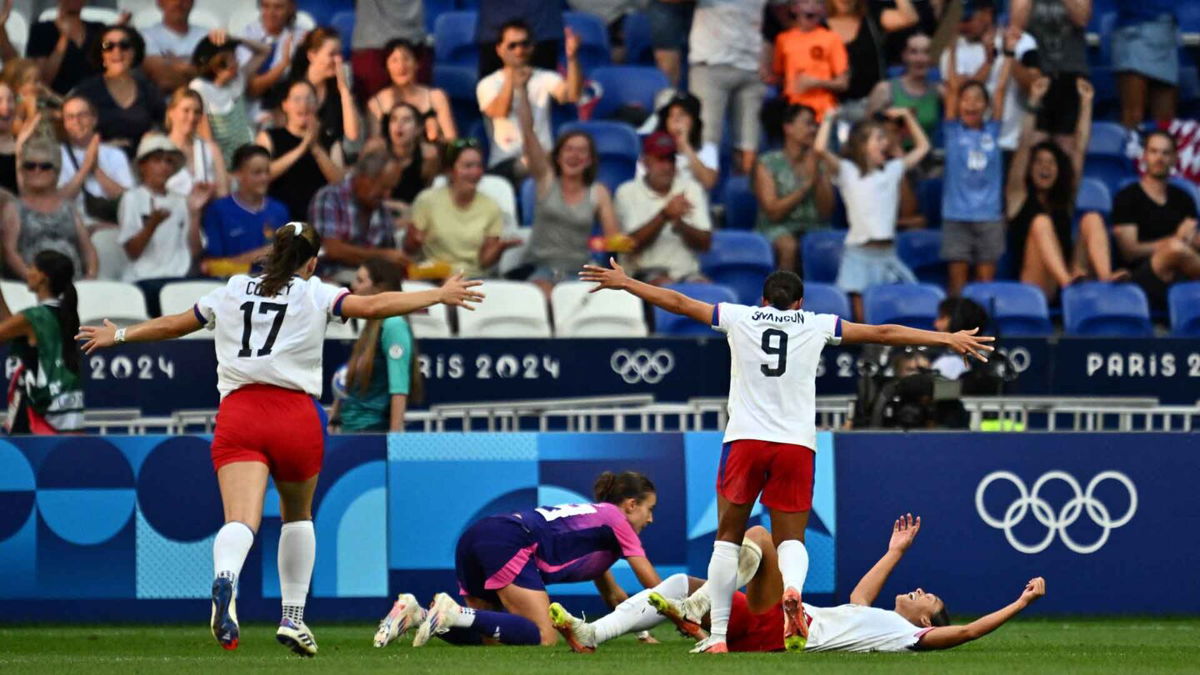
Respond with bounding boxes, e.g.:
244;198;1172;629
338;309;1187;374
717;440;814;512
728;591;785;653
211;383;327;482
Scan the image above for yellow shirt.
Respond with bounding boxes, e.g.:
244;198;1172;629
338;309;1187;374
411;186;503;277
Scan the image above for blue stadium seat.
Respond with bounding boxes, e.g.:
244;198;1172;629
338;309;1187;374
699;231;774;305
1083;156;1136;197
655;283;737;335
297;0;347;27
802;230;844;283
520;177;536;226
466;119;489;166
918;176;942;228
1075;177;1112;217
329;10;355;57
1089;67;1119;120
1168;282;1200;336
1179;2;1200;33
1170;176;1200;212
622;12;654;65
433;64;482;133
587;66;669;120
1062;282;1153;337
802;282;851;318
1087;121;1127;156
1088;0;1114;32
1180;66;1200;118
896;230;945;285
962;281;1053;336
721;175;758;230
862;283;945;330
559;121;640;163
435;11;479;66
563;11;612;73
424;0;456;35
594;158;637;194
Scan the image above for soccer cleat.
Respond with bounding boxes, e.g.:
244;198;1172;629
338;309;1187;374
782;587;809;653
549;602;596;653
210;575;239;650
374;593;424;647
648;591;707;641
276;618;318;657
689;635;728;653
412;592;461;647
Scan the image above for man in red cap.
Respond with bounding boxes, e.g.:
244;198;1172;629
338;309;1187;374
613;131;713;286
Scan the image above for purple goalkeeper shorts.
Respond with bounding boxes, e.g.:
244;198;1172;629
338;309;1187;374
455;516;545;604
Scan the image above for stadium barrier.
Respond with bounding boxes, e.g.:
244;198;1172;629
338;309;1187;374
3;432;1195;622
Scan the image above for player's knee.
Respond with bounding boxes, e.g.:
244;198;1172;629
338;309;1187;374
745;525;771;546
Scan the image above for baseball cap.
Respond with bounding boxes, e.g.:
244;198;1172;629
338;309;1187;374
642;131;676;159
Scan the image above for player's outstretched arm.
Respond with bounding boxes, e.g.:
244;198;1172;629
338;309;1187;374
849;514;920;606
840;321;995;364
917;577;1046;650
341;273;485;319
580;258;713;325
77;312;204;353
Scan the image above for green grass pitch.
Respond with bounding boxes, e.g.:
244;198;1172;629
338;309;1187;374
2;619;1198;673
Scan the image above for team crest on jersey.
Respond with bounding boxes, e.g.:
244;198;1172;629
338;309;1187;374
388;345;405;360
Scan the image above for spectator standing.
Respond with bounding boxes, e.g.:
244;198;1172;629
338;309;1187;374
406;140;510;278
366;39;456;144
867;33;941;147
941;43;1011;295
164;88;229;199
642;91;718;191
2;138;98;280
189;35;270;165
773;0;849;122
647;0;695;88
71;25;165;157
57;94;134;228
615;131;712;285
0;250;84;434
201;143;289;277
515;71;621;295
1010;0;1090;153
293;28;360;149
236;0;307;125
256;79;345;221
117;133;212;313
1113;0;1178;130
754;103;834;273
477;20;582;188
816;108;930;320
370;102;438;208
140;0;214;94
940;2;1041;160
1110;131;1200;309
688;0;779;175
27;0;106;96
826;0;919;121
0;83;16;195
309;148;405;282
1007;77;1121;298
476;0;565;78
351;0;427;103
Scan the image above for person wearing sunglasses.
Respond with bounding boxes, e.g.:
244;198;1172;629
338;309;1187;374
477;19;582;190
1;136;98;281
71;24;164;158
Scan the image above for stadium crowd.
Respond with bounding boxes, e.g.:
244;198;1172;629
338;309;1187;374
0;0;1195;325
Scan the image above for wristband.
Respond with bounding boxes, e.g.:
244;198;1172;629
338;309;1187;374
115;327;127;344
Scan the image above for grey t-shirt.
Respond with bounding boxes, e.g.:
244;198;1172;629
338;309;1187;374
352;0;424;48
1027;0;1088;75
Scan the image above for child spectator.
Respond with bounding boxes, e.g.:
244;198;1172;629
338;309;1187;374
773;0;849;121
367;102;439;210
200;143;289;277
189;34;271;165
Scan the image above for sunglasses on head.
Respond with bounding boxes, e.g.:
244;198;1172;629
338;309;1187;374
22;161;55;172
505;39;532;50
450;138;480;149
102;39;133;52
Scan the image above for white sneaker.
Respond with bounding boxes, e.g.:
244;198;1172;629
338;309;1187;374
683;588;711;625
737;538;763;587
276;618;318;656
549;602;597;653
412;592;461;647
690;635;729;654
374;593;425;647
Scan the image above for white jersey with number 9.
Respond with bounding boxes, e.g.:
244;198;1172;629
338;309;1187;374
194;274;350;400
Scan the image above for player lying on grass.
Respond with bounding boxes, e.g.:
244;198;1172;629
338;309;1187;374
550;515;1046;653
580;261;996;653
373;471;668;648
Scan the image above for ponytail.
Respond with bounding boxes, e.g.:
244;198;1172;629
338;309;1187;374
258;221;320;297
32;250;80;374
346;258;426;404
593;471;656;505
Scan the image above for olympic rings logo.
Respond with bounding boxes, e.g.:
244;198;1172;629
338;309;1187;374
975;470;1138;555
610;349;675;384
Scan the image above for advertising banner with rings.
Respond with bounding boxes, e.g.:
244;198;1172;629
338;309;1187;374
834;433;1200;615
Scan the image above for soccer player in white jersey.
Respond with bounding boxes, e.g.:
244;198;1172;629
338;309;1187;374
579;262;994;653
77;222;483;656
551;516;1047;653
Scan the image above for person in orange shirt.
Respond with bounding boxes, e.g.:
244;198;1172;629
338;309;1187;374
773;0;850;120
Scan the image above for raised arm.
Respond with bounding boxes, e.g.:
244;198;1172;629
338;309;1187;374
1071;77;1094;188
514;69;551;183
880;0;920;32
813;108;841;172
849;514;920;606
340;273;483;319
1006;77;1049;217
840;321;994;363
917;577;1045;650
894;108;930;169
557;27;584;104
580;258;713;325
991;52;1013;122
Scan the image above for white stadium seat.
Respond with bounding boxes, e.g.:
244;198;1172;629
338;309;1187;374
5;10;27;59
496;227;531;278
39;7;121;24
132;6;221;30
0;280;36;313
159;280;223;339
401;280;453;338
457;280;551;337
551;281;647;337
90;228;129;281
76;280;149;325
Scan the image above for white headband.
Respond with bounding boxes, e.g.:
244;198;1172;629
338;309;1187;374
290;222;303;237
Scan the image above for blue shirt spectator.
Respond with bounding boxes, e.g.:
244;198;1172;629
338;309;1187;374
942;119;1003;223
200;143;290;276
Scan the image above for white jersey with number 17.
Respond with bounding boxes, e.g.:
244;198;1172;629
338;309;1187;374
193;274;350;400
712;303;842;449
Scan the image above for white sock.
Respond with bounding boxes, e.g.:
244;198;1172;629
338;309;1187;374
706;540;741;641
694;536;763;599
212;521;254;584
777;539;810;595
592;573;689;644
279;520;315;623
